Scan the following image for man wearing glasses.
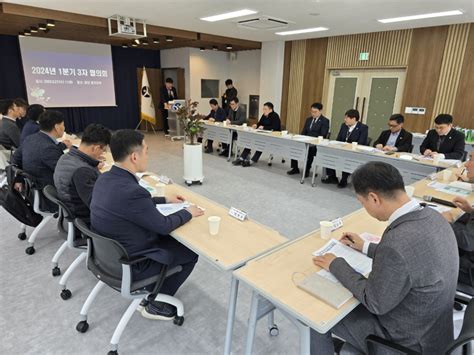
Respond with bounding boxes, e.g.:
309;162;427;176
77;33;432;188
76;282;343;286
420;114;465;160
374;114;413;152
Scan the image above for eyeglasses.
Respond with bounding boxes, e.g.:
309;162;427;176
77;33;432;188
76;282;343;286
388;123;400;128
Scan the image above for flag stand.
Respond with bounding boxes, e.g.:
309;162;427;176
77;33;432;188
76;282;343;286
135;118;157;135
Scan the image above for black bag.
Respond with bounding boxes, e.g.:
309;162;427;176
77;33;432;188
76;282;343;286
0;166;43;227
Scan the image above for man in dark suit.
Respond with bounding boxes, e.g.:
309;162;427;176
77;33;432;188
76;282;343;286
160;78;178;135
287;102;330;177
12;110;72;211
321;109;368;188
222;79;238;114
90;130;204;321
420;114;465;160
14;98;29;131
203;98;226;153
312;161;458;354
373;114;413;152
0;99;22;150
20;104;44;145
219;97;247;157
232;102;281;167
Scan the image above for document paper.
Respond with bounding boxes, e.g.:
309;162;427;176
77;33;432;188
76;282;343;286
156;203;190;216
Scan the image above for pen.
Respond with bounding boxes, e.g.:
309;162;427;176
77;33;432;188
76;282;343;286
345;234;354;243
458;168;466;181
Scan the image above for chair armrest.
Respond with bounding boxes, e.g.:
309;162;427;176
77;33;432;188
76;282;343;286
119;255;150;265
366;335;421;355
119;247;170;266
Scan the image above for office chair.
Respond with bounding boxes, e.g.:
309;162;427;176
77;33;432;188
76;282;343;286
366;137;372;146
74;218;185;355
409;144;414;153
14;172;56;255
365;298;474;355
462;151;468;162
4;165;29;241
43;185;87;300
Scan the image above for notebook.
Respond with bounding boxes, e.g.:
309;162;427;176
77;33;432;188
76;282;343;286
297;272;353;309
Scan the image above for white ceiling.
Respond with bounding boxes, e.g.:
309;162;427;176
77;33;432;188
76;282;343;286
6;0;474;42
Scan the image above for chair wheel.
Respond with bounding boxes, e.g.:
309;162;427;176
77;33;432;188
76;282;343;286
107;351;118;355
198;181;203;185
454;301;464;311
282;160;286;164
173;316;184;326
25;246;35;255
268;163;272;166
269;326;279;336
60;289;72;300
186;182;192;186
76;320;89;333
18;232;27;240
52;267;61;276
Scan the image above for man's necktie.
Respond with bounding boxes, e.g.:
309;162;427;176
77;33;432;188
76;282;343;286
436;135;446;151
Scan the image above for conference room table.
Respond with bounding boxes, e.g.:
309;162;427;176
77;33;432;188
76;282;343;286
311;141;459;186
233;208;388;355
412;132;474;156
136;174;288;355
201;121;318;183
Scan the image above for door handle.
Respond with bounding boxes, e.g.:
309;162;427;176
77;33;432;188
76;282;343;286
355;96;360;111
361;97;366;123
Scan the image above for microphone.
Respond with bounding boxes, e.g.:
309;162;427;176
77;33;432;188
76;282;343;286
422;195;457;208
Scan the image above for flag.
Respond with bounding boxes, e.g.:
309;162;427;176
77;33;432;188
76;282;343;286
140;67;156;125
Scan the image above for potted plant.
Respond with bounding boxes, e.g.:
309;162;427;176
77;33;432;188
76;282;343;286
176;100;206;186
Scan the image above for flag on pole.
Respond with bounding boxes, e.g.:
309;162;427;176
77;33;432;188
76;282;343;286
140;67;156;125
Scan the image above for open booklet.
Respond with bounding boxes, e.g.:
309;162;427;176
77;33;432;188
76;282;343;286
156;202;190;216
297;238;374;309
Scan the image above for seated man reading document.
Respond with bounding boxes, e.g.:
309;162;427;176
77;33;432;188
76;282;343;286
312;161;458;354
373;114;413;152
90;130;204;321
420;114;465;160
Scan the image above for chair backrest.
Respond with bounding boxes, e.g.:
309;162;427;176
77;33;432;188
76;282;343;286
462;150;468;162
366;137;373;146
43;185;74;221
75;218;128;288
409;144;414;153
445;298;474;354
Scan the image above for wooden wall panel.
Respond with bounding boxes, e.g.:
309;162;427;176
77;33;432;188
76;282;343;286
401;26;448;133
286;40;306;133
453;24;474;129
280;41;292;129
299;38;328;131
432;23;471;121
325;29;412;69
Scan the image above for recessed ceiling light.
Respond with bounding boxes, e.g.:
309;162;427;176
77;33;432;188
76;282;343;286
19;32;25;37
153;38;160;44
165;36;173;42
24;30;31;36
226;44;233;50
39;23;47;31
275;27;328;36
46;19;55;27
131;43;138;47
122;44;128;48
201;9;257;22
212;46;218;51
142;40;149;45
30;27;38;33
378;10;463;23
134;39;140;44
200;47;205;51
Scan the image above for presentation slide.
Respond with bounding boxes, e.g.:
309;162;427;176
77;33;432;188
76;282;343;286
19;37;116;108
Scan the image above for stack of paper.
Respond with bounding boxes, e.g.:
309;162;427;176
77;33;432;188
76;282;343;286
156;202;190;216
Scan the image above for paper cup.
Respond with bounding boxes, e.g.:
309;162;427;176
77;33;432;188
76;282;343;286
405;186;415;198
442;169;453;181
317;136;324;143
223;121;227;127
433;154;441;164
351;142;358;150
320;221;333;240
208;216;221;236
155;183;166;197
242;123;247;127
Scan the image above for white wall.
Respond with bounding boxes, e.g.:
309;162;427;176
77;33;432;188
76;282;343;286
259;41;285;115
160;47;261;117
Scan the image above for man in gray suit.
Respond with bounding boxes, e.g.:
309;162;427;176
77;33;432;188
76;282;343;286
219;97;246;157
312;161;458;354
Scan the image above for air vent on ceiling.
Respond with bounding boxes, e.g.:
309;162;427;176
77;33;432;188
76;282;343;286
237;17;289;30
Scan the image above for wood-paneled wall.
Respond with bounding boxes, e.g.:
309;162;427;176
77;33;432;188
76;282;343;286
326;30;412;69
280;41;292;128
401;26;448;133
454;24;474;128
282;23;474;133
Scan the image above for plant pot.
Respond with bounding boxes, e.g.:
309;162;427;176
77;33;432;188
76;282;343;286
183;143;204;186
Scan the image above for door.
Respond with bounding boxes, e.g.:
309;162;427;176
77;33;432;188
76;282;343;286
326;69;406;142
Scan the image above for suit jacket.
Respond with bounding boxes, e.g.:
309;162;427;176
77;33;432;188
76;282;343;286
330;207;458;354
159;86;178;110
227;105;246;125
301;115;330;138
12;131;65;188
420;128;465;160
20;119;40;145
0;117;20;149
257;111;281;131
222;87;238;107
205;107;226;122
452;213;474;252
373;128;413;152
335;121;368;145
90;165;192;264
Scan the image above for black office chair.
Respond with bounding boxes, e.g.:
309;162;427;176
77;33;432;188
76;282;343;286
43;185;88;300
366;137;373;146
14;171;56;255
74;218;184;355
408;144;415;153
366;298;474;354
462;151;468;162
